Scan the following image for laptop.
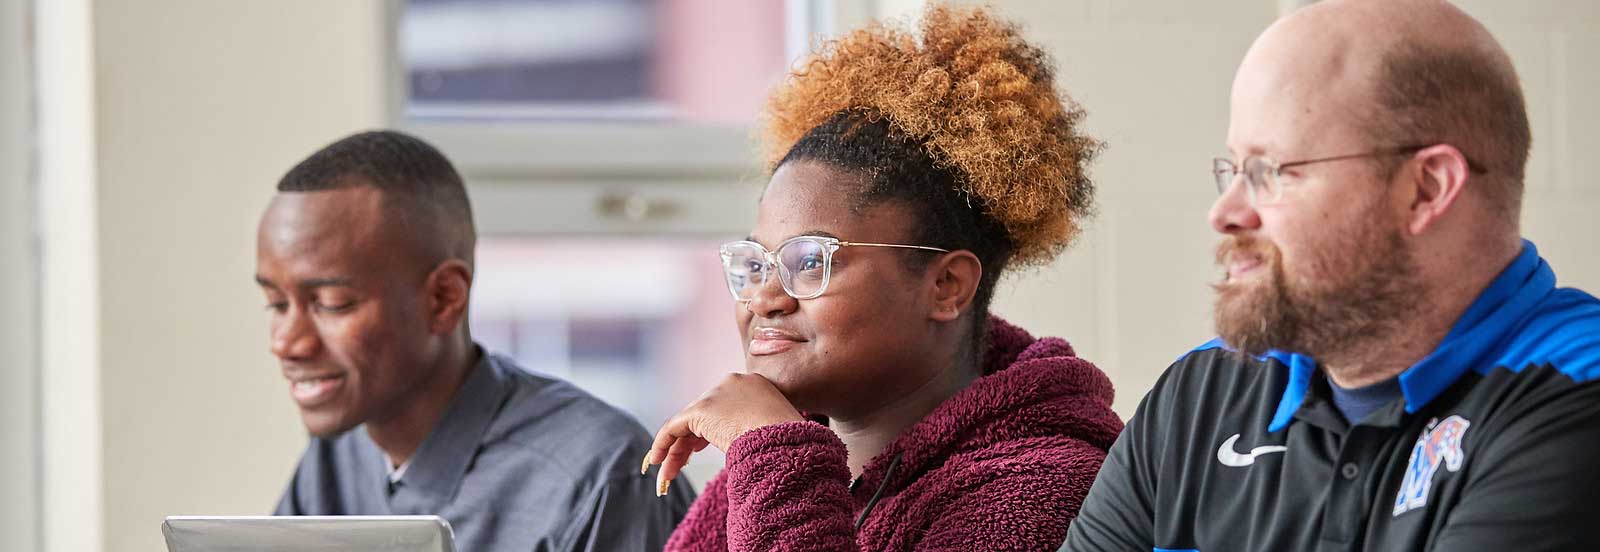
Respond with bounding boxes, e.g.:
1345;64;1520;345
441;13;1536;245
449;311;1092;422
162;515;455;552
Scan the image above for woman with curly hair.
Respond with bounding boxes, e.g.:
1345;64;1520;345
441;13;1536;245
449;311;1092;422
643;4;1123;550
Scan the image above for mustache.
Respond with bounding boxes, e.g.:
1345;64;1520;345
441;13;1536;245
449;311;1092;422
1215;236;1278;266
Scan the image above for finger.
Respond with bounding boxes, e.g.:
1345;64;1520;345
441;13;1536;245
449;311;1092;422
657;435;706;497
645;413;698;471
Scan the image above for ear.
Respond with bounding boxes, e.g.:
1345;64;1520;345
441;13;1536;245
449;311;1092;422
1403;144;1472;236
927;251;982;323
424;259;473;335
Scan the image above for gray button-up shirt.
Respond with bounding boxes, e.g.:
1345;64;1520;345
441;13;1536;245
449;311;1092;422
275;349;695;551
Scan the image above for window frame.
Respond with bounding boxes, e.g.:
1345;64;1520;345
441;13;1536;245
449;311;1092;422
0;0;40;548
382;0;878;238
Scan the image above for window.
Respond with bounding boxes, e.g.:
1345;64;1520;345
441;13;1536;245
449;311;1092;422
403;0;792;125
396;0;836;178
400;0;856;484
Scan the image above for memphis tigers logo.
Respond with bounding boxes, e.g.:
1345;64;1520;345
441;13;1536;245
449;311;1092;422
1393;415;1472;516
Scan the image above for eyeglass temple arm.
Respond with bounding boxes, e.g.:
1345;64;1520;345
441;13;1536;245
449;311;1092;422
1280;145;1488;174
836;241;951;253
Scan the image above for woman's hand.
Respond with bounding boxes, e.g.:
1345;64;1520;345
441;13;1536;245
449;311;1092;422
643;372;806;496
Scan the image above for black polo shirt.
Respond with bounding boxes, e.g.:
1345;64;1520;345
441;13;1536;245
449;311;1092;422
1063;241;1600;552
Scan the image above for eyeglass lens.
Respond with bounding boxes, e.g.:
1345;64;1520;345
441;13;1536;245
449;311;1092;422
1213;156;1282;204
721;238;831;300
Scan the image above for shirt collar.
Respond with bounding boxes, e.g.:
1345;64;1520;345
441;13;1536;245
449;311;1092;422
1266;240;1554;433
383;454;410;484
387;348;515;509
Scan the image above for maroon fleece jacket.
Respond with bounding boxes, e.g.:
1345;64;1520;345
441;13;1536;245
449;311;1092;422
663;317;1125;551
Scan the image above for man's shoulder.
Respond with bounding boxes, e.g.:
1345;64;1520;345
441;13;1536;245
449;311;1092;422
1125;339;1295;434
1490;286;1600;383
481;353;655;473
1161;338;1291;396
488;353;651;436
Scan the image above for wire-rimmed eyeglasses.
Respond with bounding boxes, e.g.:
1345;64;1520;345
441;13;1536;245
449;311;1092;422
719;235;949;301
1212;144;1488;205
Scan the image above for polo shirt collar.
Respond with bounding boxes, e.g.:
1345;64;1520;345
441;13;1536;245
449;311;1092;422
1266;240;1554;433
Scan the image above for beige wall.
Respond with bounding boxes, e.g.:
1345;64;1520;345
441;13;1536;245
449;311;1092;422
1456;0;1600;288
27;1;1600;551
37;1;389;551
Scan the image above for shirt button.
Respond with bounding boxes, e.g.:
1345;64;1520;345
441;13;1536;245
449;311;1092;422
1341;463;1360;480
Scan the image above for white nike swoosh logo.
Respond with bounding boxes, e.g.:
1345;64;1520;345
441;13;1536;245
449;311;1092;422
1217;434;1287;467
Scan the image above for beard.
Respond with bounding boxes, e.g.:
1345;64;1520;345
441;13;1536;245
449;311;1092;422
1212;214;1424;360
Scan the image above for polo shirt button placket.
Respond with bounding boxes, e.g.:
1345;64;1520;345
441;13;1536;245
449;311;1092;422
1318;425;1385;551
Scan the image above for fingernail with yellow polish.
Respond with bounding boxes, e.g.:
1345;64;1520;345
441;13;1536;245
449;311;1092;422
640;453;651;476
656;471;670;497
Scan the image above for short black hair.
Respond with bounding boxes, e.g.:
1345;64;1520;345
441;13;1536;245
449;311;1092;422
779;110;1014;358
278;130;476;266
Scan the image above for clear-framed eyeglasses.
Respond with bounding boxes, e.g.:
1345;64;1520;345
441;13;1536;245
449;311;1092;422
719;236;950;301
1212;144;1487;205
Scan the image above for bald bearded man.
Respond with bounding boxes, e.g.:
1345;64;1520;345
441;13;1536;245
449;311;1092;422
1064;1;1600;551
257;131;694;551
